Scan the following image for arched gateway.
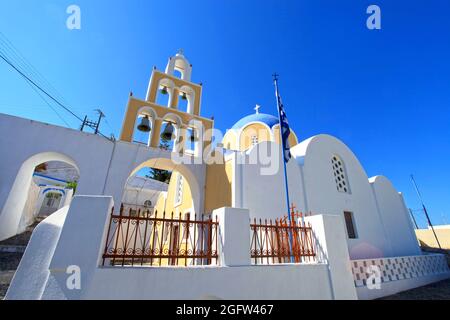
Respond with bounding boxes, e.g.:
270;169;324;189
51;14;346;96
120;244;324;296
0;51;209;241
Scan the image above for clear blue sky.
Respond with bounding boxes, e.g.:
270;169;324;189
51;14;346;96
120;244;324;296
0;1;449;227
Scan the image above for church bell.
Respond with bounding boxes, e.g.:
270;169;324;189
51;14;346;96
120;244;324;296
160;122;175;140
137;115;151;132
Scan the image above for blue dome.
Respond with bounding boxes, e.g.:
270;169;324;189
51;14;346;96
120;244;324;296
231;113;279;130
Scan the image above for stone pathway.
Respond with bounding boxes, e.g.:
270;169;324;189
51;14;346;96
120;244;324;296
380;278;450;300
0;252;24;299
0;219;42;299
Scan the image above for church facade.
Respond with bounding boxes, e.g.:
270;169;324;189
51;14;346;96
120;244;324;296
2;52;449;299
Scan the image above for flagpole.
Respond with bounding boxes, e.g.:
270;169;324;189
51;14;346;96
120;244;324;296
273;73;295;263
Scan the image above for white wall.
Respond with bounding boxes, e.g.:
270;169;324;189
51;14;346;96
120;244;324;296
17;180;40;233
369;176;421;256
44;197;336;300
0;114;113;240
305;214;358;299
121;187;162;209
5;206;69;300
7;196;361;300
291;135;394;259
231;134;420;260
0;113;206;240
352;254;450;300
234;142;306;221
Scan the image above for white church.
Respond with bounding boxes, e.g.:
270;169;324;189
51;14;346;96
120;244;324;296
1;52;449;300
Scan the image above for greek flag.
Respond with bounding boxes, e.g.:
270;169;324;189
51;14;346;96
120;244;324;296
276;94;291;162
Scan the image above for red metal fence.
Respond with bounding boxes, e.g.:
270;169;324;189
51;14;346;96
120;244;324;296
101;206;218;267
250;217;316;264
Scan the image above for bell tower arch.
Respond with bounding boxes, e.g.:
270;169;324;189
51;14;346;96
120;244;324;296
119;51;213;156
164;49;192;82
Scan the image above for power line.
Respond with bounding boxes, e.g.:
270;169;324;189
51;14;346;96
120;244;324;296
0;31;71;109
0;33;115;141
25;79;71;127
0;51;84;122
0;50;114;140
0;36;74;127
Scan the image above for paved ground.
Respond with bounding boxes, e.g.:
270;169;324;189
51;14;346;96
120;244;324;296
380;278;450;300
0;222;35;299
0;252;24;299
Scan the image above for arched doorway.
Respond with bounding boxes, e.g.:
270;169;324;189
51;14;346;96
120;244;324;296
103;157;213;267
120;161;196;220
125;156;201;216
0;152;80;241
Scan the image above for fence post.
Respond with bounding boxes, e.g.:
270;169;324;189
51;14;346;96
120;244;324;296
305;214;357;300
212;207;251;266
47;195;114;299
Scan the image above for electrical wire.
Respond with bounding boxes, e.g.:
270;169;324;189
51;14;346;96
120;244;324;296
0;33;113;139
0;51;84;122
0;31;72;110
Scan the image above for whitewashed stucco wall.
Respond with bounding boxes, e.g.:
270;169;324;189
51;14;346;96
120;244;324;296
8;196;358;300
369;176;421;256
231;135;419;260
0;113;206;240
235;141;306;221
291;135;393;259
17;180;40;233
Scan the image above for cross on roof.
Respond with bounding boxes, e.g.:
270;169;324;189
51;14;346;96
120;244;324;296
254;104;261;114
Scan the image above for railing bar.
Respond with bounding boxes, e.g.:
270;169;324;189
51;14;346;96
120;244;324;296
215;215;218;265
253;218;257;265
102;206;114;266
112;208;123;266
200;215;205;265
169;211;174;266
141;212;150;266
264;219;271;263
193;212;197;266
150;210;158;266
176;212;182;266
121;209;132;267
158;211;166;266
185;213;190;267
131;210;140;266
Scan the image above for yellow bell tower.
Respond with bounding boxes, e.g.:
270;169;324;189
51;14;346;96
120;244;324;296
119;50;213;156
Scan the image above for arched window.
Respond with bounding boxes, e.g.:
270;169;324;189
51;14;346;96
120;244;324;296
331;155;350;193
